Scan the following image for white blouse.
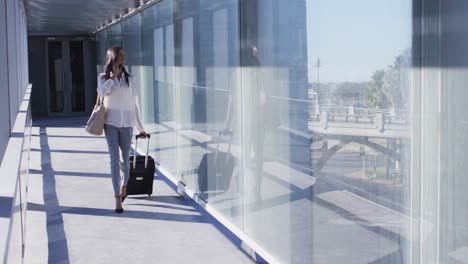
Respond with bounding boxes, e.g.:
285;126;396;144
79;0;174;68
97;73;145;133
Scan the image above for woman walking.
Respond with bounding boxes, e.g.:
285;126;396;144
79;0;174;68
98;46;147;213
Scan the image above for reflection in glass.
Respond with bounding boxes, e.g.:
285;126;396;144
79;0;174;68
142;0;178;178
94;0;418;263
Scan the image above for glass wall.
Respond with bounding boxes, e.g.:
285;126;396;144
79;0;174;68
307;0;412;262
95;0;468;263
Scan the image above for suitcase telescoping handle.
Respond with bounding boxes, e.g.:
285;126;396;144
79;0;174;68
133;134;151;169
218;129;232;151
214;130;233;160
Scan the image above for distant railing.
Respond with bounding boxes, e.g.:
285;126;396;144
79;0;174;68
309;104;408;127
0;84;32;263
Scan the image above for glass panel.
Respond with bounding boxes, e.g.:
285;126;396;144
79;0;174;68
70;41;85;112
96;31;107;74
241;1;301;261
95;0;414;262
312;0;411;263
48;41;64;113
418;2;468;262
142;0;178;178
172;1;243;224
240;0;412;263
439;60;468;263
175;9;197;186
199;0;242;226
107;23;123;48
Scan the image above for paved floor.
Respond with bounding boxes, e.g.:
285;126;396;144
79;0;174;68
24;117;253;264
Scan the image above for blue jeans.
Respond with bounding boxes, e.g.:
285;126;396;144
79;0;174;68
104;124;133;197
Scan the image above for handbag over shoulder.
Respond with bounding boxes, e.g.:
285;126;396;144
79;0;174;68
85;95;106;135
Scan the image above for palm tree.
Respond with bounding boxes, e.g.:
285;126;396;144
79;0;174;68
367;70;390;108
366;52;410;109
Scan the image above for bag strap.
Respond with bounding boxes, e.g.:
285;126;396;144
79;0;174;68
95;94;104;106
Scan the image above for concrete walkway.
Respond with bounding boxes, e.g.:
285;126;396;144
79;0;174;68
24;117;253;264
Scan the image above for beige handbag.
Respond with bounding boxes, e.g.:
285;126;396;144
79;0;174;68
85;95;106;135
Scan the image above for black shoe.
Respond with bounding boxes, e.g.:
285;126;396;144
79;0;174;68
115;196;124;213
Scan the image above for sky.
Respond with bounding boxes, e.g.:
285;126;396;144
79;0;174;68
306;0;412;83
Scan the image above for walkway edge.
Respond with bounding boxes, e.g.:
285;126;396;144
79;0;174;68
156;165;279;264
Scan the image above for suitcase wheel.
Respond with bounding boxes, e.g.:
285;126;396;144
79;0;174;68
148;194;151;197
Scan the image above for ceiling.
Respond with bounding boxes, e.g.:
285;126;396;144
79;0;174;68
24;0;134;34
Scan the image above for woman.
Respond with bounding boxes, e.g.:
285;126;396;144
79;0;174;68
98;46;148;213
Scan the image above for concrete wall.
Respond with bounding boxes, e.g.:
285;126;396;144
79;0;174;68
0;0;10;163
0;0;28;163
6;0;19;130
0;0;29;262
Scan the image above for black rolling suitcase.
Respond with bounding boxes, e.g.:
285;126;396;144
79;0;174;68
197;131;234;195
127;134;155;197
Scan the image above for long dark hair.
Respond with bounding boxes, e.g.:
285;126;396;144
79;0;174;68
103;46;129;85
245;42;260;67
